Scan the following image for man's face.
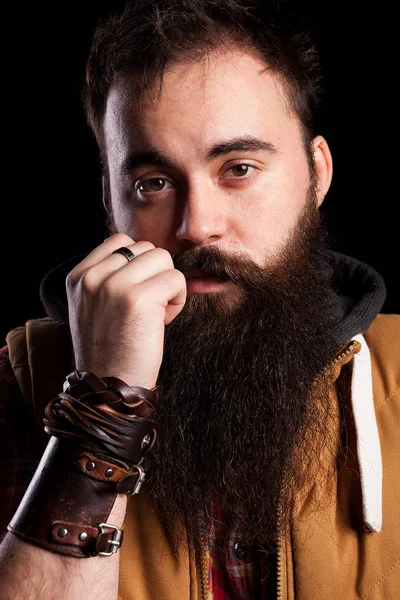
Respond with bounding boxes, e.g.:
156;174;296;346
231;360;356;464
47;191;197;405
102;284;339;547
103;46;330;286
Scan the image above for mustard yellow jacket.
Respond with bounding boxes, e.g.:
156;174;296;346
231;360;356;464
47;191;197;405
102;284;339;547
5;314;400;600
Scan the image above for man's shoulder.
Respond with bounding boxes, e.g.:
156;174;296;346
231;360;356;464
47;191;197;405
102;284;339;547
364;313;400;370
364;312;400;345
364;313;400;412
6;316;72;369
5;317;74;439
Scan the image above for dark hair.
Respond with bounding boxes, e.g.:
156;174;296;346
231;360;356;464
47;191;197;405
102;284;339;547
83;0;324;160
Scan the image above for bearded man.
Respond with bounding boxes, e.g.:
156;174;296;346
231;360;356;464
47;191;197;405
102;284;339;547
0;1;399;599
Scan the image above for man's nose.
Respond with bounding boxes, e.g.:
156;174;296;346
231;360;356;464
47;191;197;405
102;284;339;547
175;181;227;247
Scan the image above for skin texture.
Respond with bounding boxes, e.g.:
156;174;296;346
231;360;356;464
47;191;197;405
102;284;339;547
103;46;332;265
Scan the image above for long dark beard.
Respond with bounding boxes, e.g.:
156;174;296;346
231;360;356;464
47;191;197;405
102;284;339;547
143;196;341;554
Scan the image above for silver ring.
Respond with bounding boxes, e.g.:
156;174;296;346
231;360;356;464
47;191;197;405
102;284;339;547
111;246;136;263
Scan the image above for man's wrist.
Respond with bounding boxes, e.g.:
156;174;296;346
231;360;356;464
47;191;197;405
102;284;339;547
107;494;128;529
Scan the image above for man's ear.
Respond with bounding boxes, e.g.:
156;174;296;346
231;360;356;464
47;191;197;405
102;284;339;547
312;136;333;207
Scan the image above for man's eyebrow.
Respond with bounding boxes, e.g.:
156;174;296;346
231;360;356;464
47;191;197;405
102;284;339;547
121;150;178;175
205;136;279;160
121;136;278;175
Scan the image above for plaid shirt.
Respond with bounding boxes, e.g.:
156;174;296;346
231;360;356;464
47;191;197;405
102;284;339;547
200;492;276;599
0;343;275;598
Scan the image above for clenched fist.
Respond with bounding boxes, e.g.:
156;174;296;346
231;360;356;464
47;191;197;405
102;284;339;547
66;233;187;390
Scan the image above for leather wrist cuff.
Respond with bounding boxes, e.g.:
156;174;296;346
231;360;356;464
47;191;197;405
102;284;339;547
7;437;145;557
7;371;159;558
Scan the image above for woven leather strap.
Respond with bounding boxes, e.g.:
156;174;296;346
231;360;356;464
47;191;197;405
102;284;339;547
64;370;158;418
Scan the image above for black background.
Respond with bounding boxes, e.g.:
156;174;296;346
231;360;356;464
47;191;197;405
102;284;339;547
2;2;398;345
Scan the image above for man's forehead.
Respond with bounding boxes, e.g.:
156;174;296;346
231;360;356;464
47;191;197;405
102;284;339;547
103;46;296;159
106;47;289;115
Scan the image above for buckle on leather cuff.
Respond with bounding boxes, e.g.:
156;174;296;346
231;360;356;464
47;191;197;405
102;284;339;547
116;464;146;495
97;523;123;556
129;464;146;495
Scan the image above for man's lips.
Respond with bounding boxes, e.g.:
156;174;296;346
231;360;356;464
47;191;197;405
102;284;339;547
185;271;230;293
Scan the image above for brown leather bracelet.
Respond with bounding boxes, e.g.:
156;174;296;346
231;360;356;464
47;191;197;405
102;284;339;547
63;370;159;419
7;372;158;558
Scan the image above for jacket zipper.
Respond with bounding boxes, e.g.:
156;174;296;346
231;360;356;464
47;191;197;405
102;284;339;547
328;339;360;368
276;533;283;600
197;515;211;600
276;498;284;600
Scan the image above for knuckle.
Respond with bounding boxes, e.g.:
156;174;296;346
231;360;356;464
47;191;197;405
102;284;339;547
139;241;156;252
127;289;147;312
154;247;173;265
101;276;127;300
80;269;98;291
111;232;134;246
156;268;184;287
101;277;115;296
171;268;186;285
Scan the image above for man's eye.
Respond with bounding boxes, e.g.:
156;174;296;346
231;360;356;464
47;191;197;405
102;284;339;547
226;164;256;177
138;178;173;192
